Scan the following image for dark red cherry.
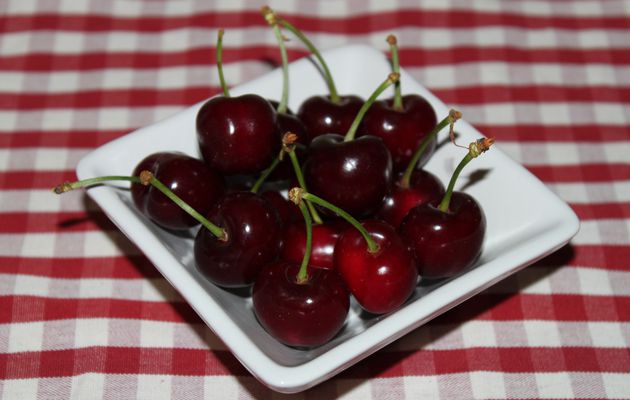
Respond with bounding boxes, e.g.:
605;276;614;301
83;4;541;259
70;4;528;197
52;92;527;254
378;170;445;227
303;134;392;217
335;220;417;314
358;95;437;172
194;191;281;287
399;192;486;279
131;152;224;230
261;190;301;227
253;261;349;347
297;95;363;143
280;220;348;269
196;94;278;175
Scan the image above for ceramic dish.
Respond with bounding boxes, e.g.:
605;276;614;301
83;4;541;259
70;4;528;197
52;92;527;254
76;44;579;393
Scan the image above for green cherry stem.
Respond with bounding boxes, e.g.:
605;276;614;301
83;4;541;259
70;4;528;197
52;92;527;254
289;188;379;254
53;172;228;241
285;137;323;224
262;7;290;114
250;156;281;194
278;16;340;103
400;109;462;189
387;35;403;111
438;137;495;212
344;72;399;142
295;201;313;284
216;29;230;97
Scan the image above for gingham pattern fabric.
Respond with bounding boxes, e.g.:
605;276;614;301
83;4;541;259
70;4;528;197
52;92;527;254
1;1;629;398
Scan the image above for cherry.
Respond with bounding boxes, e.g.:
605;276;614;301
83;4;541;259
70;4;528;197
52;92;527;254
303;75;398;217
358;94;436;171
358;35;437;172
335;220;417;314
377;110;461;227
53;166;228;241
378;169;445;227
261;190;301;227
293;189;417;314
304;134;392;217
298;95;364;144
399;138;494;279
253;188;349;347
271;8;364;144
129;152;225;230
253;261;349;347
280;220;348;270
194;191;281;287
196;30;279;175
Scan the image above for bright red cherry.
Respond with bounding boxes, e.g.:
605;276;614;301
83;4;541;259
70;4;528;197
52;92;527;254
335;220;417;314
130;152;225;230
194;191;281;287
293;189;417;315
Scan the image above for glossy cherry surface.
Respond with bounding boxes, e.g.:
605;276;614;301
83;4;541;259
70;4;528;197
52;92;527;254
196;94;278;175
297;95;363;143
399;192;486;279
280;220;348;269
131;152;225;230
335;220;417;314
358;95;437;172
252;261;350;347
303;134;392;217
378;170;445;227
194;191;281;287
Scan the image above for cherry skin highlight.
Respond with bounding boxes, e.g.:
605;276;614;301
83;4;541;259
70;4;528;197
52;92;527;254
303;134;392;217
196;94;278;175
399;192;486;279
131;152;225;230
252;261;350;348
335;220;418;314
194;191;281;287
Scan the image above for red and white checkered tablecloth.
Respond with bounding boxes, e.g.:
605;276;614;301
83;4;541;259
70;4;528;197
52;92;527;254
1;0;629;398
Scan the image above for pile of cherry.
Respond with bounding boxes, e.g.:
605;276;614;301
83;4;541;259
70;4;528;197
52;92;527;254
56;7;494;348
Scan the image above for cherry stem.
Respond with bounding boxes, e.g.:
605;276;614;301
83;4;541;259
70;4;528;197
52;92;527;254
344;73;400;142
387;35;403;111
53;173;228;241
287;143;323;225
216;29;230;98
250;156;281;194
400;109;462;189
262;7;290;114
296;201;313;284
278;17;340;103
438;137;495;212
290;188;379;254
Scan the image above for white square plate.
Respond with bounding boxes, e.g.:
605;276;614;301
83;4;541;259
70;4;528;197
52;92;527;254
77;44;579;393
